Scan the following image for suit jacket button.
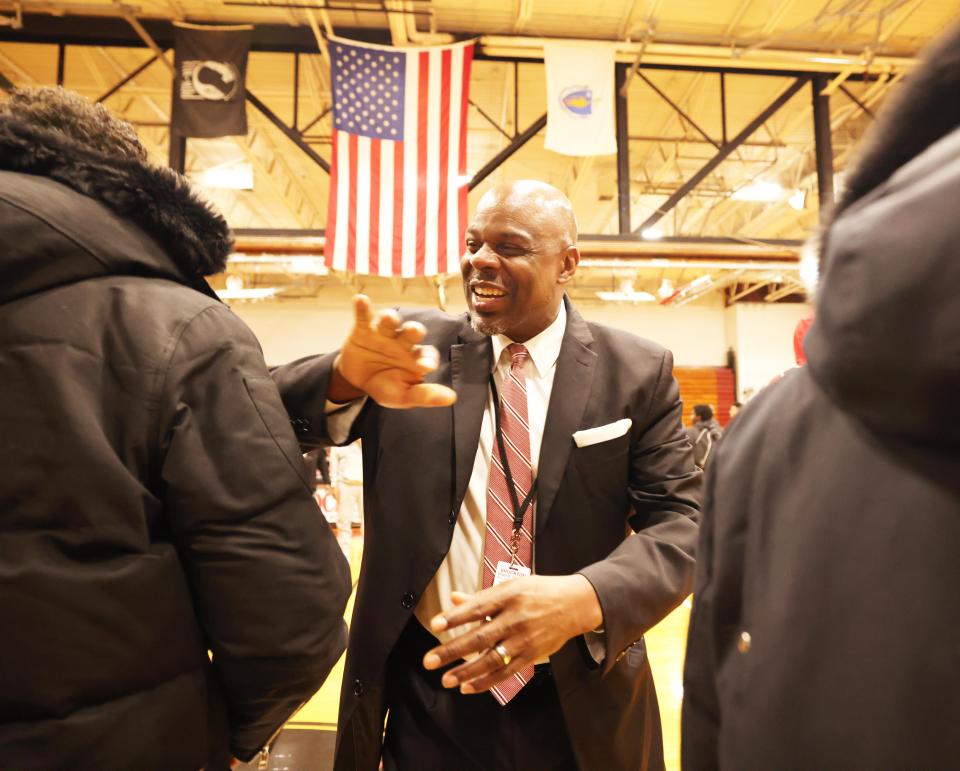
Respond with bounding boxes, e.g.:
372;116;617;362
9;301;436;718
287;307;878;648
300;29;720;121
737;631;752;654
448;510;457;526
401;592;415;609
353;679;364;697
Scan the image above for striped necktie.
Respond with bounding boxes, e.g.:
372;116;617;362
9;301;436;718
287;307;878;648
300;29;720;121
482;343;535;705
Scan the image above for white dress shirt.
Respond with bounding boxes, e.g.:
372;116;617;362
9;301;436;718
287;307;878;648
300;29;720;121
326;303;604;659
413;302;567;642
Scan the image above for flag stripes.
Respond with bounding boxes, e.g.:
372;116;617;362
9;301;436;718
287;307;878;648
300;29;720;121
326;38;474;277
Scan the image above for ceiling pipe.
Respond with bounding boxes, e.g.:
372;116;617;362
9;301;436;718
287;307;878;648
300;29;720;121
403;0;451;44
479;35;915;74
232;234;800;264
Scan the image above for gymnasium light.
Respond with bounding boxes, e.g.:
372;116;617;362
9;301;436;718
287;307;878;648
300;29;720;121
596;276;656;303
641;226;664;240
731;180;784;203
196;162;254;191
788;189;807;211
596;289;657;302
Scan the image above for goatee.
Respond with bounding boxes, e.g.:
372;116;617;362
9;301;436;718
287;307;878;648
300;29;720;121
469;311;505;337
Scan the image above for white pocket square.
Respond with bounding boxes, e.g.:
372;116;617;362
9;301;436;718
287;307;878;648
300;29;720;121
572;418;632;448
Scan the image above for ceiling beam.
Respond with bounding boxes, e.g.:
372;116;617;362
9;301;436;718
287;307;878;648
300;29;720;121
0;12;390;51
468;112;547;191
246;89;331;175
635;77;808;233
479;34;916;75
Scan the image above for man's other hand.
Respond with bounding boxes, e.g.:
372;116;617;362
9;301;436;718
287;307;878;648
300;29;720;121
422;574;603;694
328;295;457;409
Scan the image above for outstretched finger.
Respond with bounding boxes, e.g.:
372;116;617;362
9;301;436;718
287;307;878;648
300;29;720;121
395;321;427;346
431;584;508;633
459;642;534;694
352;294;373;327
412;345;440;374
441;645;511;690
374;308;402;338
424;615;504;672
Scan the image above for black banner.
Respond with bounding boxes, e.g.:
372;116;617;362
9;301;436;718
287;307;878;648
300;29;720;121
171;22;252;138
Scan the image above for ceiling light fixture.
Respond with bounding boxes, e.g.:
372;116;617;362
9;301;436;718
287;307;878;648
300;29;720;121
731;180;784;203
641;226;664;240
596;276;657;303
657;278;675;299
596;289;657;303
788;189;807;211
194;162;255;191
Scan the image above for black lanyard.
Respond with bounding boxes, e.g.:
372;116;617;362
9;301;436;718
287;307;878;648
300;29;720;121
489;373;537;538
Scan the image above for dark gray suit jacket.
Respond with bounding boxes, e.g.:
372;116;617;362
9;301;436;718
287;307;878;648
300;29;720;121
274;298;701;770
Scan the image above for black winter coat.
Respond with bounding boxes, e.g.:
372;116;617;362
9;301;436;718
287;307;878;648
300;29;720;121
682;126;960;768
0;115;350;769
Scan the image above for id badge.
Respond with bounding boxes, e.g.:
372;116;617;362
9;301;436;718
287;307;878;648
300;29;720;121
493;561;531;586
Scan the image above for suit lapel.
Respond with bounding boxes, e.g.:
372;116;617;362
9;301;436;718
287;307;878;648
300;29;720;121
451;322;491;512
536;299;597;533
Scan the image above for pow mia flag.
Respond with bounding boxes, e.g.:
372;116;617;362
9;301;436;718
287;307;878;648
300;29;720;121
171;22;252;138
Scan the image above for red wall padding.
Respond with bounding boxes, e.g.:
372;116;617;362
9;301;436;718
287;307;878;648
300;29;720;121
674;366;736;427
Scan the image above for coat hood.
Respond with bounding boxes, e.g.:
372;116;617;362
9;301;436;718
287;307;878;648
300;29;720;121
804;125;960;445
0;111;231;303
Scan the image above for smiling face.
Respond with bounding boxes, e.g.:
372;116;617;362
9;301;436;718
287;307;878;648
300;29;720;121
461;181;580;342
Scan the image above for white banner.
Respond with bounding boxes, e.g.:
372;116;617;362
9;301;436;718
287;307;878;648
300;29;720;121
543;42;617;157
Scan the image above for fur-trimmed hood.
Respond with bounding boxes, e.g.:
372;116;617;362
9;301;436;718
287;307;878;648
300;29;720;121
0;111;232;284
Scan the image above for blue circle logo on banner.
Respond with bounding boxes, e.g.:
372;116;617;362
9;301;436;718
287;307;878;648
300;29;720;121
560;86;593;117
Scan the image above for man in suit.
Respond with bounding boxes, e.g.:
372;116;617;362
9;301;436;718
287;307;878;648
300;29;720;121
274;180;701;770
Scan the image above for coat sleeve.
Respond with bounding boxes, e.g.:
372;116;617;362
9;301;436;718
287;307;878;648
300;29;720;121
577;349;701;673
681;454;721;770
157;305;351;762
271;351;372;450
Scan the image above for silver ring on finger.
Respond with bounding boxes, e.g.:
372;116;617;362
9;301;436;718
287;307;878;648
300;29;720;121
493;643;511;668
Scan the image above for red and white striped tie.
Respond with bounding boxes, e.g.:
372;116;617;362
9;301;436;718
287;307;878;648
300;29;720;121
482;343;535;705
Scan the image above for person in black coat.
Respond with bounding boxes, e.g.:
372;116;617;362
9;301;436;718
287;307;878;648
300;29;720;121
682;23;960;770
0;88;351;770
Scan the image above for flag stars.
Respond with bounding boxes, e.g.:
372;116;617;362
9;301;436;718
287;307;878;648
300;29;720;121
332;43;405;139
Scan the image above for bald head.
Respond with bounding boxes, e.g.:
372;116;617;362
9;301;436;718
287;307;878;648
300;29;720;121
461;179;580;342
475;180;579;251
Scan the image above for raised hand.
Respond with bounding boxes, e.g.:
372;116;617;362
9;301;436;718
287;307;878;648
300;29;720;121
328;295;457;409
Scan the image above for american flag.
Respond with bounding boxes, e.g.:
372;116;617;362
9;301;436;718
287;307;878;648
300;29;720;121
325;37;475;277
